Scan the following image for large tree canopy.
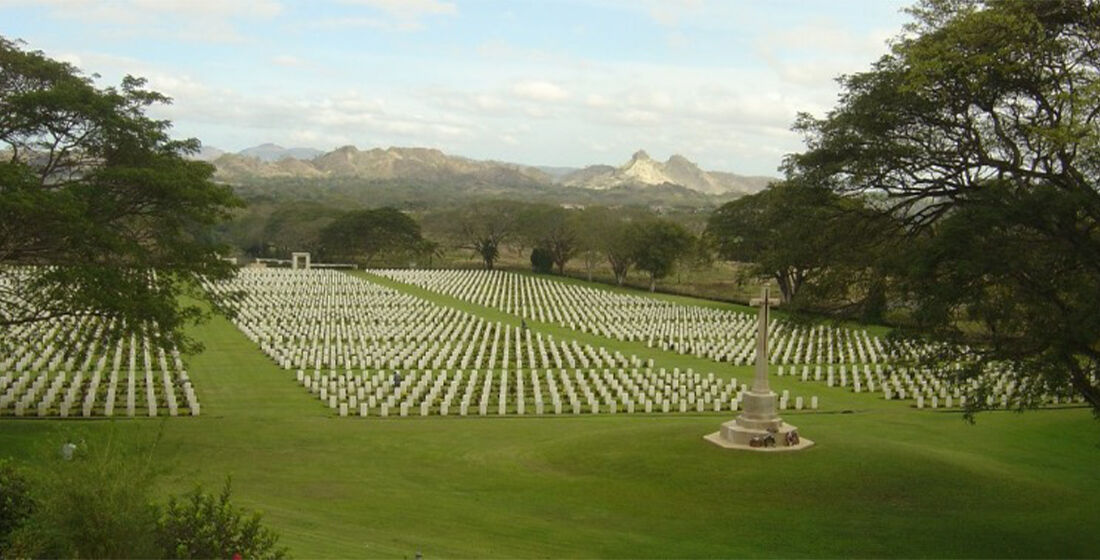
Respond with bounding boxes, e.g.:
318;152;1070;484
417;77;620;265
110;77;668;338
0;37;240;352
517;205;578;275
319;207;428;266
630;219;695;292
706;180;900;319
706;181;838;304
432;200;526;269
785;0;1100;413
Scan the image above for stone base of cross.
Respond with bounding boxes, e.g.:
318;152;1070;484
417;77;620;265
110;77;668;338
705;286;814;452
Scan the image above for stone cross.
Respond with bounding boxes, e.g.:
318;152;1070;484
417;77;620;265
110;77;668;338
749;286;778;394
705;285;811;450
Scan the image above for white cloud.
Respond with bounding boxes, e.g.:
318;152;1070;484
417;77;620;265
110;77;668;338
585;94;610;108
510;80;570;103
272;55;305;67
342;0;456;18
330;0;456;31
4;0;283;43
755;19;895;89
645;0;703;27
305;16;423;32
763;18;888;57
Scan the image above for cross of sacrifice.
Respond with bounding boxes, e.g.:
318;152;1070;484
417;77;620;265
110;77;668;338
749;286;779;394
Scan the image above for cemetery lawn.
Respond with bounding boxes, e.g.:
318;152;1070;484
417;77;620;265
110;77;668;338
2;278;1098;558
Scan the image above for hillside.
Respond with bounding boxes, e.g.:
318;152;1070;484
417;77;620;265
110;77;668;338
210;144;774;201
2;274;1096;558
562;150;773;195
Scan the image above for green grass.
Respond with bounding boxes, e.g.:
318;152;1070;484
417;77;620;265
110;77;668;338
1;274;1098;558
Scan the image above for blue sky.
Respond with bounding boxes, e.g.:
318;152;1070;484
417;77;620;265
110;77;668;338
1;0;911;176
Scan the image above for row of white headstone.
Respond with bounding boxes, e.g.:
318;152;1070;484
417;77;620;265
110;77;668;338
204;270;649;373
372;269;919;367
374;269;1096;411
297;367;820;417
204;269;821;417
0;313;199;418
776;362;1086;409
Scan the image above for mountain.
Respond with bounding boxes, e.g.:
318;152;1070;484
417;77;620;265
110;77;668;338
535;165;582;180
215;145;551;187
561;150;772;195
211;144;775;199
188;145;225;162
238;143;324;162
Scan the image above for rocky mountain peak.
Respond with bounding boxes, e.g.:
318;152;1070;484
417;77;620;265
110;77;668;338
211;143;774;196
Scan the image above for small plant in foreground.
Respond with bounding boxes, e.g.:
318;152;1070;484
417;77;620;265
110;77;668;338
156;478;287;560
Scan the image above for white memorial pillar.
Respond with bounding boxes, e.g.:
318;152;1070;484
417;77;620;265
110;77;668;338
705;286;813;451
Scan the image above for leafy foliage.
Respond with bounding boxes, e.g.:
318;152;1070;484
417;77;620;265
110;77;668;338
0;37;241;353
630;219;695;291
258;201;342;259
156;478;287;560
530;246;554;273
706;181;834;303
430;200;527;269
0;459;34;555
785;0;1100;413
518;205;579;274
706;180;900;319
9;430;162;559
319;207;428;266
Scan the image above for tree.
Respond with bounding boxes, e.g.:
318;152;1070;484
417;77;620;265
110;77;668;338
603;219;638;287
630;219;695;292
784;0;1100;413
520;205;578;274
706;182;833;303
571;206;615;282
156;478;287;560
443;200;524;269
0;37;240;353
530;246;553;273
260;202;341;260
319;207;426;266
706;180;900;316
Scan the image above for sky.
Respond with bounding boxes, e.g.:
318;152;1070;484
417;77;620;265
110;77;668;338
0;0;912;176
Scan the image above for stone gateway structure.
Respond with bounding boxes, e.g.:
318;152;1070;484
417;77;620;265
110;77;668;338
705;287;814;451
291;252;311;270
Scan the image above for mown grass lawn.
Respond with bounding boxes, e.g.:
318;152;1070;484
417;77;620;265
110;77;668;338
1;272;1097;558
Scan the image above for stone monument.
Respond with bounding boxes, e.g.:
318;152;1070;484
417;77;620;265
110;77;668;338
705;286;814;451
291;252;311;270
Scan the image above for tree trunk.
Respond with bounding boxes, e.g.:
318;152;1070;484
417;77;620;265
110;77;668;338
1066;359;1100;412
775;272;793;303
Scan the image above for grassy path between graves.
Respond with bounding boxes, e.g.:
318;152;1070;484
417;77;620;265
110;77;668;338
0;278;1097;557
358;269;895;414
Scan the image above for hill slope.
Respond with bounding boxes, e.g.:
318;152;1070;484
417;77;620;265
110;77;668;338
212;145;774;199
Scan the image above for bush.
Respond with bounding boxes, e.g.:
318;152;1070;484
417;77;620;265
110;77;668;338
157;478;287;560
0;459;34;554
530;247;553;274
14;431;162;558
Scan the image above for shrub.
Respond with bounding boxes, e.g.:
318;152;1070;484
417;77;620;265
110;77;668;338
14;432;162;558
0;459;34;554
530;247;553;274
157;478;287;560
